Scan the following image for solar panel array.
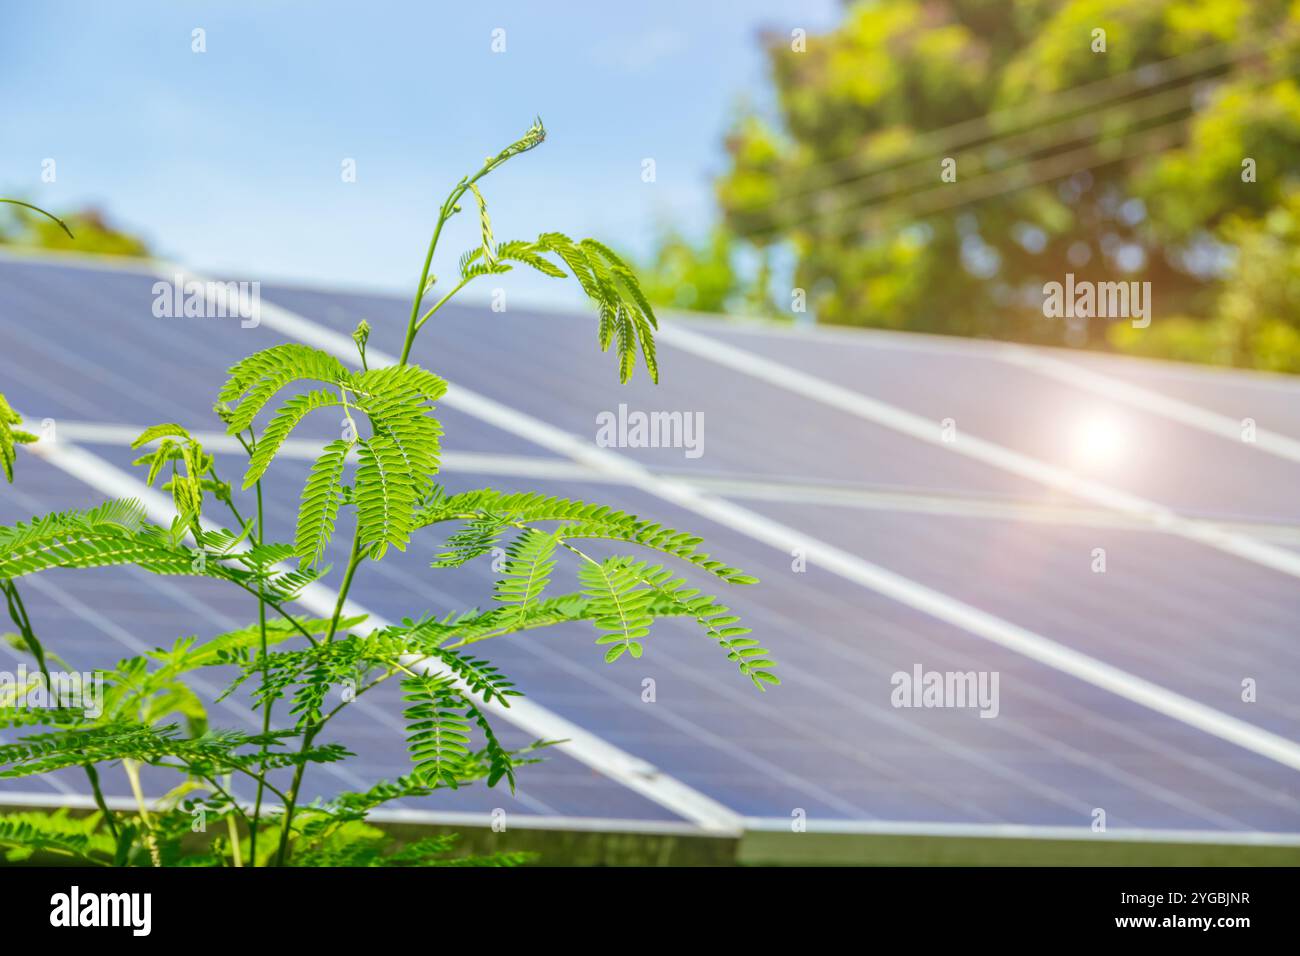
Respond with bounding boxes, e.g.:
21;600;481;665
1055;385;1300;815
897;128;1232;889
1;252;1297;838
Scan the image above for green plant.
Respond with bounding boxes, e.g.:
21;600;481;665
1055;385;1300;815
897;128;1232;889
0;125;777;867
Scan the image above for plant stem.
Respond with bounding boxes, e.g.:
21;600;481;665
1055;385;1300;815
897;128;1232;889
223;771;244;868
83;763;120;840
5;580;121;839
273;152;500;863
399;168;487;364
326;526;364;643
412;277;471;334
399;205;453;365
4;580;48;683
124;759;161;867
226;812;243;867
273;522;364;866
249;477;270;865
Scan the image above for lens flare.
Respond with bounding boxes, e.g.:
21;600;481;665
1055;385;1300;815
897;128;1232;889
1071;415;1126;467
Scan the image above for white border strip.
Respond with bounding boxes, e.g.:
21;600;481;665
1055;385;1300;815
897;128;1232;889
1;792;1295;848
741;816;1300;847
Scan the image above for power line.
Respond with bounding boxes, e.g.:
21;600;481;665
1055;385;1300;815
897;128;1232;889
733;57;1295;245
735;33;1275;223
737;76;1206;241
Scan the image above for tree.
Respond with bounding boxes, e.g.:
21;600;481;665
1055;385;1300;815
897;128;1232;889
0;203;150;257
717;0;1300;367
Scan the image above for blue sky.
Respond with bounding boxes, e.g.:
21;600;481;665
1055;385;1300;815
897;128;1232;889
2;0;839;305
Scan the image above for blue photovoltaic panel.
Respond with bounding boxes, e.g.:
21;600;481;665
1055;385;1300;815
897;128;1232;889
261;283;1052;501
700;322;1300;524
1;255;1298;834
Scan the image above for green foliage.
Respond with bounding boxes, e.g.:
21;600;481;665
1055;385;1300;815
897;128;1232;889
0;810;117;864
631;225;768;315
296;438;350;568
1110;193;1300;371
456;232;660;382
0;200;148;257
579;557;656;662
717;0;1300;370
493;528;558;622
285;822;531;867
0;124;773;867
0;392;37;484
421;488;757;583
400;675;479;789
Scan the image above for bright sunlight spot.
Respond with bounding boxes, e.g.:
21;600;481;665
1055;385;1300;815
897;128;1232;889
1070;415;1128;468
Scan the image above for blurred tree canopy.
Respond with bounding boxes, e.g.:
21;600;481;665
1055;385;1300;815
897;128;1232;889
0;204;150;257
713;0;1300;371
633;226;744;313
630;224;778;316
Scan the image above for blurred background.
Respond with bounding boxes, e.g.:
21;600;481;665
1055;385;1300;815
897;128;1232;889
5;0;1299;372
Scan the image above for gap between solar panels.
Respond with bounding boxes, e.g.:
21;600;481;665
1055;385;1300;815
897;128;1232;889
131;267;1300;776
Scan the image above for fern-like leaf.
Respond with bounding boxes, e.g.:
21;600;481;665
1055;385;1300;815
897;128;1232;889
493;529;557;622
219;343;349;433
533;232;659;383
244;389;340;487
294;439;350;569
401;676;473;789
578;557;655;662
631;561;778;690
356;437;418;559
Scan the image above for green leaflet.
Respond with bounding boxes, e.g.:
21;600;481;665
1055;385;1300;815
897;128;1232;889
356;436;420;559
351;364;447;403
244;389;341;488
630;561;778;690
399;675;517;793
295;439;350;569
578;557;655;663
0;723;349;778
466;182;495;266
131;426;213;534
425;646;520;707
222;345;447;563
458;239;566;281
219;343;350;432
378;590;696;654
400;675;475;790
536;232;659;384
0;810;116;864
450;232;660;383
492;529;558;623
0;499;146;554
0;391;38;484
186;615;368;668
0;502;316;605
419;489;757;583
130;422;191;447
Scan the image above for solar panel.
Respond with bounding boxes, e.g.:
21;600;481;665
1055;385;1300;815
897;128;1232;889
2;252;1298;844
